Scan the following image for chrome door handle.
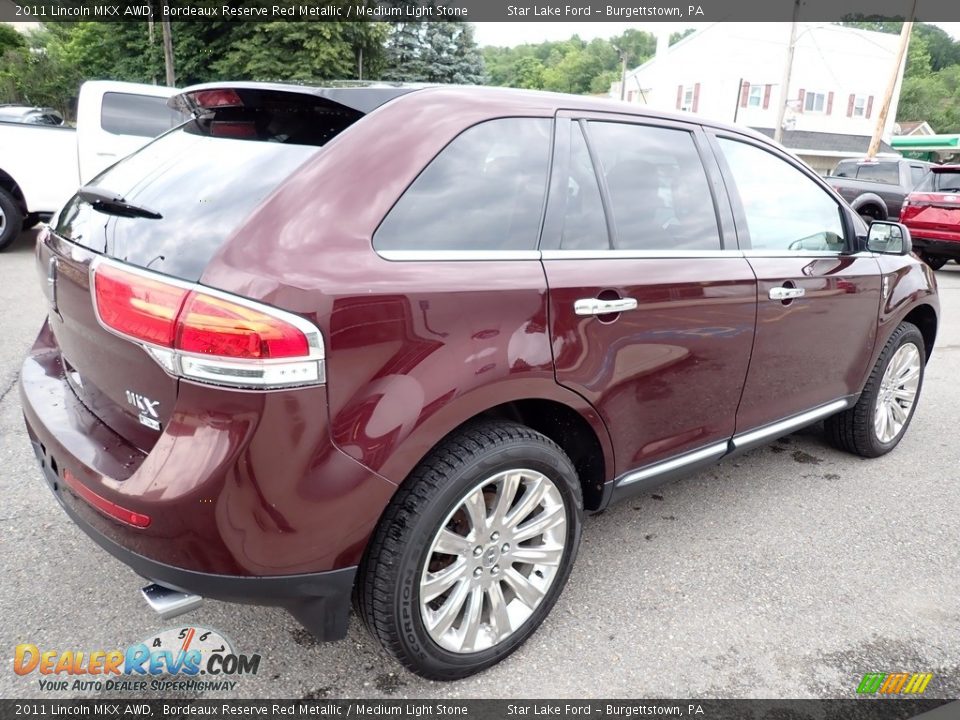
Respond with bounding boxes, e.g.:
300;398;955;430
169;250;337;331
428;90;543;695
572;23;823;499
768;286;805;301
574;297;638;316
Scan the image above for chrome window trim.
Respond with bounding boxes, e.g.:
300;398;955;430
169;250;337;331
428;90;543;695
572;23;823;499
541;249;740;260
615;441;729;489
376;250;542;262
741;250;875;258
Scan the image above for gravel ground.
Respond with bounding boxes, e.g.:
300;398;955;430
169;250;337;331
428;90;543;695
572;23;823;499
1;228;958;700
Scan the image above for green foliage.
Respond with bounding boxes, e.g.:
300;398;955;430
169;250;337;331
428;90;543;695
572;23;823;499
838;21;960;132
482;27;683;95
382;23;484;83
0;24;25;55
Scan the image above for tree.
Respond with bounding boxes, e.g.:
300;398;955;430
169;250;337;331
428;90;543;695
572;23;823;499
382;23;484;84
382;23;426;81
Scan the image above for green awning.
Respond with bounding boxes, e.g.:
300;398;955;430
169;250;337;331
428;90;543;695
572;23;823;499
891;134;960;150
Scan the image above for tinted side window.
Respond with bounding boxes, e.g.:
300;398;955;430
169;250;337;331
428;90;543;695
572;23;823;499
856;162;898;184
375;118;551;252
587;121;721;251
559;122;609;250
909;165;927;188
717;138;845;252
101;92;184;138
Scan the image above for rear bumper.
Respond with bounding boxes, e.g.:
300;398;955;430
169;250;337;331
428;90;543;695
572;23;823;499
30;441;355;640
20;320;398;641
909;236;960;259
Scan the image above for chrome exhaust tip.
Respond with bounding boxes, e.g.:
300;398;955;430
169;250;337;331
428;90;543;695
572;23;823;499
141;583;203;620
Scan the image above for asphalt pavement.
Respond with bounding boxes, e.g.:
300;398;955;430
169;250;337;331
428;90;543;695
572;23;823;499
1;228;958;699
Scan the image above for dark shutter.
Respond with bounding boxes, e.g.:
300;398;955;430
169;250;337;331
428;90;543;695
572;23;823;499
763;84;771;109
676;85;683;110
847;94;855;117
866;95;874;119
692;83;701;113
826;92;834;115
740;81;750;108
797;88;805;113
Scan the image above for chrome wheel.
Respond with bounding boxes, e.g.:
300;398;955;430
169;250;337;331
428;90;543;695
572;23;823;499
0;205;6;236
874;343;921;444
419;469;567;654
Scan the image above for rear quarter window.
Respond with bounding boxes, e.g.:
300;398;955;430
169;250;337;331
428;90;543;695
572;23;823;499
374;118;552;253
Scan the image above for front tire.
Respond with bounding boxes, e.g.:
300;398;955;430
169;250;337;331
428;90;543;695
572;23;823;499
357;421;582;680
920;252;948;270
825;322;925;458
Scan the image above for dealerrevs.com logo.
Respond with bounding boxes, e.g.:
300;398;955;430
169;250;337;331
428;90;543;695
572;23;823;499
14;626;260;693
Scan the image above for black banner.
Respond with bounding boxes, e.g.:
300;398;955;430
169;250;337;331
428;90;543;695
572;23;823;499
6;0;960;23
0;699;957;720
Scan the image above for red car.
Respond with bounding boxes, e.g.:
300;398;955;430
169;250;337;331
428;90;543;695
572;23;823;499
901;164;960;269
21;83;939;679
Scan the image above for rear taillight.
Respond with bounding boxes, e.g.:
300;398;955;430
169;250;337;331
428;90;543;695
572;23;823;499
91;259;324;389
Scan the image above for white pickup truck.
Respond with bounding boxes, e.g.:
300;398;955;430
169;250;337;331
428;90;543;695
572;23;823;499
0;80;182;250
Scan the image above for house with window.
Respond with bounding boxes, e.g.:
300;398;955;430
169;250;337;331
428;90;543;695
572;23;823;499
614;23;904;174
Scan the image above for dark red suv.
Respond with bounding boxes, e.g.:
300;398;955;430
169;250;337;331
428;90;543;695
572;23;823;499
21;83;939;680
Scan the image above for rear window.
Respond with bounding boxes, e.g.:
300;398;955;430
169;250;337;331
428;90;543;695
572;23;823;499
56;92;363;281
833;160;899;184
101;92;184;137
917;169;960;193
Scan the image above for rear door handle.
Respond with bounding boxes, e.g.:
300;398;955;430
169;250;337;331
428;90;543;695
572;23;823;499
574;297;638;316
768;286;805;301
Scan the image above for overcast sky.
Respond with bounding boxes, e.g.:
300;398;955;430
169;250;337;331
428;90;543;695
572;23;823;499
472;22;960;48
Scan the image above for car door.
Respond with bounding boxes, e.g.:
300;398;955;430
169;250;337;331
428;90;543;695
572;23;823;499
541;114;757;481
707;131;882;436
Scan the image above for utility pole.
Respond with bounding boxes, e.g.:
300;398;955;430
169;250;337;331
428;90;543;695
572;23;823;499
147;11;156;85
612;44;627;101
774;0;801;144
161;0;175;87
867;1;917;158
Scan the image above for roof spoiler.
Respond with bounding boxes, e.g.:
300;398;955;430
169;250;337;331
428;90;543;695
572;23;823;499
169;81;420;116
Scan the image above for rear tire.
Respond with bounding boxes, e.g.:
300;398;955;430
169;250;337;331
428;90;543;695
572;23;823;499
356;421;582;680
920;253;948;270
0;187;23;252
825;322;925;458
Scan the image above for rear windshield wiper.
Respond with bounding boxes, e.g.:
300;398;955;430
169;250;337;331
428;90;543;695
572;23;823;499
78;186;162;220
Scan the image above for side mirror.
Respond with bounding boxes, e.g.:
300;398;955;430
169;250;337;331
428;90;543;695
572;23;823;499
866;221;912;256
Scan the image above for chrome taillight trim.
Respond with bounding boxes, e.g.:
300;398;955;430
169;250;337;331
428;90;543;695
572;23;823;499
89;256;326;390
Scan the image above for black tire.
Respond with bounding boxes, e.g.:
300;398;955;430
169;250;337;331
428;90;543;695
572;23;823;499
22;213;41;230
356;421;582;680
858;205;885;223
0;187;23;252
825;322;925;458
920;253;948;270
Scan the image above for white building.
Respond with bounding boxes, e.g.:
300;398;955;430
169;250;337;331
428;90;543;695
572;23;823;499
614;23;905;174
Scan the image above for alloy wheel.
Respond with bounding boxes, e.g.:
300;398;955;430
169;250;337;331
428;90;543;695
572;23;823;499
419;469;567;654
874;343;921;444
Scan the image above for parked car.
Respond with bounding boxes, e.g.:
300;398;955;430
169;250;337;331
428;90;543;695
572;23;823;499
0;105;64;126
0;80;180;250
900;164;960;269
828;157;934;221
21;83;939;680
